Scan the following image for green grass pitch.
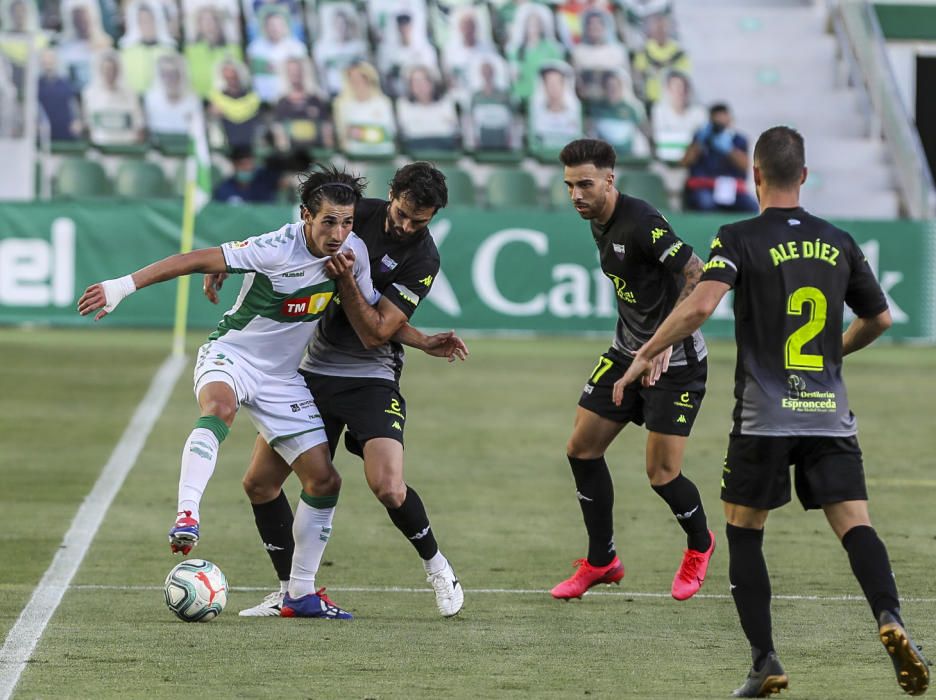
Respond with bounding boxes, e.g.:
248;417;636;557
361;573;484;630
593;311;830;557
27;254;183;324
0;328;933;699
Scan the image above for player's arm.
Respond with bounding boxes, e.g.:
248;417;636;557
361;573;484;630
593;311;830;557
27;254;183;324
78;248;227;321
393;325;469;362
614;280;730;404
843;309;892;356
326;251;408;349
673;253;704;306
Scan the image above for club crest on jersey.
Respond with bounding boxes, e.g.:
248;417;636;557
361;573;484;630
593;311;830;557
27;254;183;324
612;242;626;258
380;254;398;271
787;218;801;226
282;292;333;316
230;240;250;249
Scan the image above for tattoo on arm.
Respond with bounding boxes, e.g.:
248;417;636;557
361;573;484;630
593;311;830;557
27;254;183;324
675;254;703;305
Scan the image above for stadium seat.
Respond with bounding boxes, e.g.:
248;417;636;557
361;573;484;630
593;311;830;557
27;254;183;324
620;171;668;208
52;158;112;198
363;163;398;199
485;169;539;208
95;141;150;157
549;175;571;209
115;161;172;199
50;139;89;155
174;161;224;198
472;149;524;165
405;148;463;164
151;132;190;158
444;169;476;207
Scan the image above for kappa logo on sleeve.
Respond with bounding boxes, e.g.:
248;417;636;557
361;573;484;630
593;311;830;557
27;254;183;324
651;227;667;243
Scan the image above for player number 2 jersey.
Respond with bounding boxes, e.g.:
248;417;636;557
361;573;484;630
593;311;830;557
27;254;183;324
209;223;378;377
700;207;888;436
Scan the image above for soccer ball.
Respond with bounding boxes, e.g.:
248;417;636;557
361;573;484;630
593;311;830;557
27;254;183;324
164;559;228;622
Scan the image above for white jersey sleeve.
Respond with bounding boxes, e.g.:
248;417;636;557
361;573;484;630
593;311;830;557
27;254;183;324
221;224;296;276
347;233;380;305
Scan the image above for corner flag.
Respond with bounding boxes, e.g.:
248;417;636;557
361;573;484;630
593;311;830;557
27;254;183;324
172;108;212;356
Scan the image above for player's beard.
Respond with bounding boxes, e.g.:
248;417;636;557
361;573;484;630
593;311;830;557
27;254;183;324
574;195;603;220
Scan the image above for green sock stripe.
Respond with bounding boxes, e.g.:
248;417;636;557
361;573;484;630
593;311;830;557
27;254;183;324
301;492;338;509
195;416;229;443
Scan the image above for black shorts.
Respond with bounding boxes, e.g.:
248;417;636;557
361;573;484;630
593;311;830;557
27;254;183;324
721;434;867;510
302;372;406;459
577;348;707;436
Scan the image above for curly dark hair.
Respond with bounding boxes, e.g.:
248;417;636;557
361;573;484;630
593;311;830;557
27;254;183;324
388;162;448;212
298;163;366;216
559;138;616;170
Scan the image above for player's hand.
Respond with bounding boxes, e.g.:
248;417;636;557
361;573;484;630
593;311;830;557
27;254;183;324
325;250;355;279
77;276;135;321
77;283;109;320
641;345;672;388
613;355;651;405
203;272;228;304
421;330;469;363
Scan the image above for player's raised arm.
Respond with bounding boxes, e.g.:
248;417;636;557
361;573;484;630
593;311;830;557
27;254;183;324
326;248;410;349
77;247;227;321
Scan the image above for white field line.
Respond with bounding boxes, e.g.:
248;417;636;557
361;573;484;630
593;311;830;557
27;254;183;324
0;354;186;700
68;584;936;604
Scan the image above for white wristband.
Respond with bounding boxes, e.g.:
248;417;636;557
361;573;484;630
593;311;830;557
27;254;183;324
101;274;137;313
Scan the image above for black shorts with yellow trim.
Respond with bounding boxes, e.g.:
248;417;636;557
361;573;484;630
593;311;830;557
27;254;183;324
301;372;406;459
577;347;707;436
721;434;867;511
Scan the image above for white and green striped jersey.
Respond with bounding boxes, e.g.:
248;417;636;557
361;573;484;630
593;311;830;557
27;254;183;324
209;222;377;377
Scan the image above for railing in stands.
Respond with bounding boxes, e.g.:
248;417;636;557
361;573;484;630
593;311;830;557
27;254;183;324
833;0;936;219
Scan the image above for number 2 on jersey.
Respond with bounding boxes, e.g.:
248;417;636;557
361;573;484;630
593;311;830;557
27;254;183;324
785;286;827;371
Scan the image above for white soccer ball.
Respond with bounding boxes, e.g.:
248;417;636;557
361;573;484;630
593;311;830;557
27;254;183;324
164;559;228;622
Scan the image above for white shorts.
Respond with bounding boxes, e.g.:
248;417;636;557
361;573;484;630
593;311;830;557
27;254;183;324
193;342;327;464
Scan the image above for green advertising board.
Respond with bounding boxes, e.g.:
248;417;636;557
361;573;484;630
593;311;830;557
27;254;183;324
0;201;933;340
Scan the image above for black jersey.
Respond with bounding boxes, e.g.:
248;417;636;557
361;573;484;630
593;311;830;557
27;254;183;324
591;192;707;365
300;198;441;383
700;206;888;437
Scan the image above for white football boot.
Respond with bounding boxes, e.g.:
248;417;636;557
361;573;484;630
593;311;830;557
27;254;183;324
427;561;464;617
238;590;285;617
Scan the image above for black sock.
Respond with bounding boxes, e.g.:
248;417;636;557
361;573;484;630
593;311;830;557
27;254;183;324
568;456;616;567
841;525;901;623
652;473;711;552
251;490;295;582
386;485;439;560
726;523;774;667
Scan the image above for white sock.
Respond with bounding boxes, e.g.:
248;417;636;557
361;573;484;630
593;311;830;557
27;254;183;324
423;550;447;575
278;581;289;594
177;427;220;521
288;499;336;598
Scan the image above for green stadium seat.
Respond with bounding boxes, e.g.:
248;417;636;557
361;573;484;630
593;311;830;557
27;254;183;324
620;171;668;207
363;163;398;199
549;175;571;209
114;160;172;199
50;139;89;155
52;158;112;198
174;161;224;198
485;169;539;208
404;148;463;163
151;132;190;158
472;149;524;165
95;141;150;157
444;168;476;207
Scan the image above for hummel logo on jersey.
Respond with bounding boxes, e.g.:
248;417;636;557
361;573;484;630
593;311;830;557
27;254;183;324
282;271;305;278
380;254;398;271
409;526;431;541
676;505;700;520
263;542;285;552
787;218;801;226
576;490;594;502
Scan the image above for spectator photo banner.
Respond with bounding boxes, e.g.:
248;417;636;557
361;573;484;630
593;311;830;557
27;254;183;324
0;201;933;341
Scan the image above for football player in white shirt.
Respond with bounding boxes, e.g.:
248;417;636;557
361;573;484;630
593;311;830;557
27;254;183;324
79;165;380;618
